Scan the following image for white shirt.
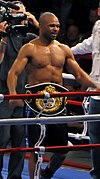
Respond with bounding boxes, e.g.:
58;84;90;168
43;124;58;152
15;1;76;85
71;36;92;55
71;20;100;99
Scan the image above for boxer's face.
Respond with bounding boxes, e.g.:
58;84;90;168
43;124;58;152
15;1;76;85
40;16;60;41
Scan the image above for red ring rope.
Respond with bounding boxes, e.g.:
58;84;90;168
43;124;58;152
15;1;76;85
75;53;92;60
0;143;100;153
3;91;100;100
67;100;82;106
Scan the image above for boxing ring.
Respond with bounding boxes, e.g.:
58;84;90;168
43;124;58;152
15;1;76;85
1;58;100;178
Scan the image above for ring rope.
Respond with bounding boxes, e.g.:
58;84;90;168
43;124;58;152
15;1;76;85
75;53;92;60
0;143;100;153
67;99;88;139
67;100;82;106
68;133;90;140
42;156;91;170
0;114;99;125
0;91;100;101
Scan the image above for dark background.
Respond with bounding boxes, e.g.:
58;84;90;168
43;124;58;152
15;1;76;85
7;0;99;35
21;0;99;34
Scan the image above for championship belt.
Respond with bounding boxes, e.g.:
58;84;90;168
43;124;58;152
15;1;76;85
24;83;69;116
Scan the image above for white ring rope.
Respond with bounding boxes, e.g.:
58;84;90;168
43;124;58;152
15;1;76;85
0;114;100;125
68;132;90;140
62;73;75;80
0;94;4;103
62;73;80;86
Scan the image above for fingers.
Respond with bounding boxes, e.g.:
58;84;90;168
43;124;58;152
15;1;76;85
0;21;8;32
24;12;39;28
24;12;36;21
24;12;33;17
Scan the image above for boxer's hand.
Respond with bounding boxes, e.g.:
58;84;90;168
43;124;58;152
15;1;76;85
9;99;24;108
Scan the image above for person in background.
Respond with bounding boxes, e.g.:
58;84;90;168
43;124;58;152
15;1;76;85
71;16;100;179
7;12;100;179
63;23;92;144
80;8;99;39
88;8;99;35
0;1;38;179
64;23;82;47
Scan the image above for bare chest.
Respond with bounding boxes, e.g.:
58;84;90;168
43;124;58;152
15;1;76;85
31;46;65;68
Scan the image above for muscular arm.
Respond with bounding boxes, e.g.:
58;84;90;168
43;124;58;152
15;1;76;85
65;45;98;89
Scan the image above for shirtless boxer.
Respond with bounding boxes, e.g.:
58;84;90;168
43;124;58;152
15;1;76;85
7;12;99;179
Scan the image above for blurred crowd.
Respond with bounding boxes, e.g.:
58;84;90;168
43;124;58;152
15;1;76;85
22;0;99;42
